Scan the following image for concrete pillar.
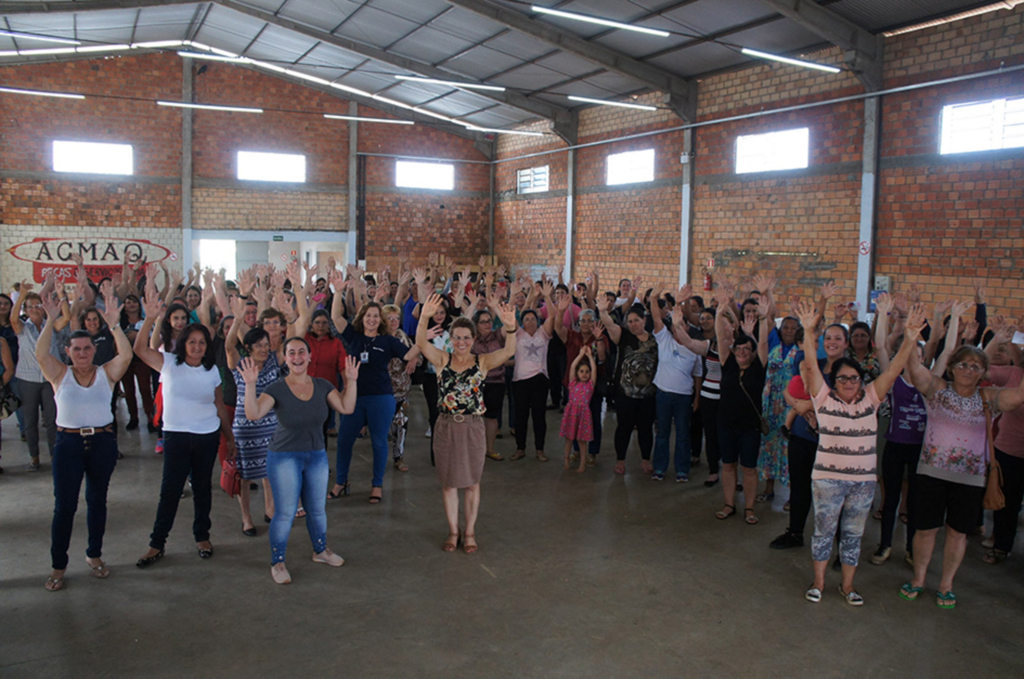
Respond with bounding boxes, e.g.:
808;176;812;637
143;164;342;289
347;100;359;265
181;59;194;271
856;96;880;318
564;148;575;279
678;128;694;287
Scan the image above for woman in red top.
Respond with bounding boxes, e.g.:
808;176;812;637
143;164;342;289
305;309;348;441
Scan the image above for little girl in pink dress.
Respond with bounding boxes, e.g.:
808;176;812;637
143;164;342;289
560;345;597;473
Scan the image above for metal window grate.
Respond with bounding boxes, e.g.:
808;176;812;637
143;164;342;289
940;97;1024;154
517;165;549;194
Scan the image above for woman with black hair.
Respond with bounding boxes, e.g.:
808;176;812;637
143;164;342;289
119;293;155;431
511;282;556;462
133;290;237;567
37;291;133;591
796;300;925;605
149;301;191;455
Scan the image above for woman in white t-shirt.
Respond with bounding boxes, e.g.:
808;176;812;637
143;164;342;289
133;290;237;568
510;282;555;462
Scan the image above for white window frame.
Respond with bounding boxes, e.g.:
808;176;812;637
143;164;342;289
237;151;306;183
52;140;133;175
735;127;809;174
517;165;550;194
606;149;655;186
939;96;1024;155
395;160;454;190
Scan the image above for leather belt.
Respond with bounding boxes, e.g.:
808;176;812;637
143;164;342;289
57;425;114;436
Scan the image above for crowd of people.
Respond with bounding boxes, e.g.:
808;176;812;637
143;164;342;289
1;252;1021;606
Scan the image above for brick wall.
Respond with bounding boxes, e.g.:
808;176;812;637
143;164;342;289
360;105;491;271
192;188;345;232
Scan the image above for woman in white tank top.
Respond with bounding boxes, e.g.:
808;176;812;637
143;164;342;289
36;293;133;592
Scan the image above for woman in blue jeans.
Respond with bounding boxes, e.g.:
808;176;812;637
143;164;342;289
241;338;358;584
330;281;417;503
36;292;132;591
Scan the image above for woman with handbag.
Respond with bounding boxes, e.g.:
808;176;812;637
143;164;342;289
712;290;770;524
795;301;926;606
900;317;1024;608
36;292;133;591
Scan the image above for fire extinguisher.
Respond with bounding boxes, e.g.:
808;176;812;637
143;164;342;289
702;267;713;292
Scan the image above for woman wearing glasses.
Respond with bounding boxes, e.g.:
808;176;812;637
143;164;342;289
795;300;926;606
900;310;1024;608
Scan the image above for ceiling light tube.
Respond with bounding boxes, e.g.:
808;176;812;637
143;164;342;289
532;6;670;37
157;100;263;114
131;40;185;49
0;30;80;45
0;86;84;100
324;114;415;125
178;51;249;63
394;75;505;92
741;48;842;73
13;47;78;56
77;44;130;53
463;126;545;137
567;95;658;111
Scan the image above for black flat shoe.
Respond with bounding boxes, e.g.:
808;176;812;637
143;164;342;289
249;482;258;491
197;545;214;559
136;549;164;568
243;526;257;537
264;514;272;523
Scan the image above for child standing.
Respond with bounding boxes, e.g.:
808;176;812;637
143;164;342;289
561;346;596;473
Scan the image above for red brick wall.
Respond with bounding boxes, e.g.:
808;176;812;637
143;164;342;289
876;10;1024;314
0;52;182;229
360;104;491;271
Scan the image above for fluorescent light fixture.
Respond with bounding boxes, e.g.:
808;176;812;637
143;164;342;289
13;47;78;56
157;100;263;114
324;114;414;125
567;95;658;111
131;40;185;49
0;86;84;100
178;51;248;63
532;5;670;37
463;126;545;137
741;48;842;73
394;75;505;92
329;82;372;97
412;107;455;122
78;44;130;53
0;30;80;45
284;69;331;86
372;94;416;110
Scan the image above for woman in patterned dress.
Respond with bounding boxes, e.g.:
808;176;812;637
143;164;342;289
416;294;517;554
757;316;802;501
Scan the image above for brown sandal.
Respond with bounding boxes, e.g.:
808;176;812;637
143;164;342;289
442;533;459;552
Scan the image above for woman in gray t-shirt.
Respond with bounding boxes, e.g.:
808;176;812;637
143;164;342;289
241;337;358;585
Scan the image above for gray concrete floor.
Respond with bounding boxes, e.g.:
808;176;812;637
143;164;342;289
1;393;1023;678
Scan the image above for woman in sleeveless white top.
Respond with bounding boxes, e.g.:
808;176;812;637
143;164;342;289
36;293;133;592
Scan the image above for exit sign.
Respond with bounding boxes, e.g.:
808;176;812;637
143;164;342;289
273;235;284;242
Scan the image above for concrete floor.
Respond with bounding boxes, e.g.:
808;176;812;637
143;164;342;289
1;394;1023;678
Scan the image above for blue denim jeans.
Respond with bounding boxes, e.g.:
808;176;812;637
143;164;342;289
653;390;693;476
51;429;119;570
266;449;329;565
336;393;396;487
811;478;876;565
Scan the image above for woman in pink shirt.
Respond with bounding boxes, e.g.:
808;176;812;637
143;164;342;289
796;301;926;606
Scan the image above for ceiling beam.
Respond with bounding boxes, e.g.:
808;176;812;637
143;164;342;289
755;0;883;91
444;0;697;122
216;0;576;142
0;0;201;13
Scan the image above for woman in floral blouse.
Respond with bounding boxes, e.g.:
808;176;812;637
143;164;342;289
416;293;517;554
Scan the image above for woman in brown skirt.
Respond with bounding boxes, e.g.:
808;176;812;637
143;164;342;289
416;293;517;553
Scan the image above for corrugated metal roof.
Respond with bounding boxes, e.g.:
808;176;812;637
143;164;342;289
0;0;1004;132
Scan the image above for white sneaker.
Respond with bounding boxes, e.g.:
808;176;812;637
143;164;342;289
424;427;432;438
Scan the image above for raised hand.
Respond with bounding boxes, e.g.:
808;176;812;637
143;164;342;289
541;280;554;299
961;319;979;344
143;288;164;318
819;280;838;301
41;292;62;319
497;302;516;328
556;290;571;313
343;355;360;383
974;281;986;305
740;317;755;337
102;293;123;328
757;295;771;320
875;292;893;316
592;320;606;338
677;283;693;305
421;293;444;320
951;299;972;318
795;299;819;333
904;303;927;341
426;324;444;341
833;301;849;321
238;357;260;385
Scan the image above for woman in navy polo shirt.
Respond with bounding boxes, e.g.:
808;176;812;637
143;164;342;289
330;275;417;503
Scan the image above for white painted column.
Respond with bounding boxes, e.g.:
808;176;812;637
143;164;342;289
564;148;575;279
678;128;694;287
856;96;880;318
181;59;194;271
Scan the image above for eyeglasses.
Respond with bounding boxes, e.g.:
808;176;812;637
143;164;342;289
835;375;862;385
954;362;984;373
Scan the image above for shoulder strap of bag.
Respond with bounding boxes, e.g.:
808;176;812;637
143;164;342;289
737;369;761;419
980;389;997;468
